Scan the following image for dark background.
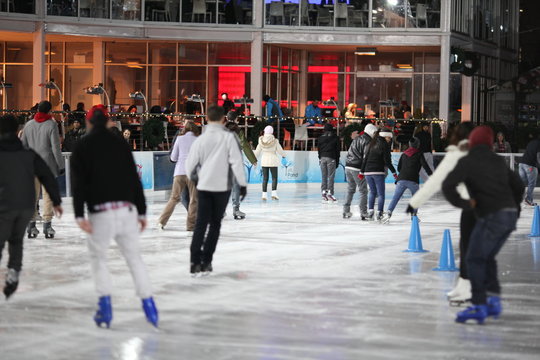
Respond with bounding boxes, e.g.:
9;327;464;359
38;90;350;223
519;1;540;73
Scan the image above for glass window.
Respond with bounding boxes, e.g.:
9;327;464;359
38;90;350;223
313;1;333;27
178;66;206;114
183;0;214;23
208;66;251;107
0;67;4;109
280;71;288;106
47;0;77;16
291;49;300;70
270;46;279;67
66;43;93;64
5;42;33;63
424;53;440;72
145;0;179;21
356;51;412;72
112;0;141;21
208;43;250;65
80;0;110;19
412;74;422;116
5;65;33;110
423;74;439;117
0;42;3;63
290;71;299;115
266;0;295;25
449;74;462;123
179;43;206;65
309;52;345;73
105;65;147;109
148;66;177;109
149;43;176;64
220;0;253;25
48;42;64;63
105;42;146;64
409;0;440;28
372;0;405;28
346;0;370;28
65;66;94;109
281;48;289;68
356;77;383;114
48;65;64;110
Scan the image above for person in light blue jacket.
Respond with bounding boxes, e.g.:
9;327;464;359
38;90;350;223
263;94;283;124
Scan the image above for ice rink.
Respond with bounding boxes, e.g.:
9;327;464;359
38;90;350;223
1;183;539;360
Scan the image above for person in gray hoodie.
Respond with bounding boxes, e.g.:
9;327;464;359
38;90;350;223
21;101;65;239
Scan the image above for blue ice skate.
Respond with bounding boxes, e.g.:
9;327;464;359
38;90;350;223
455;304;488;324
142;297;159;327
94;295;112;328
487;296;502;318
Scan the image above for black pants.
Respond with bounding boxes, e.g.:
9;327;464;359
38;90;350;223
459;209;476;279
0;209;34;272
262;167;278;192
190;190;231;265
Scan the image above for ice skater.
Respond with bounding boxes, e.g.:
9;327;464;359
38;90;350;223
342;124;378;219
70;106;158;328
21;101;65;239
415;123;434;182
254;125;286;201
381;137;432;223
157;121;200;232
442;126;523;324
317;123;340;203
225;117;257;219
407;123;474;304
518;135;540;206
360;127;397;221
185;105;247;275
0;114;62;299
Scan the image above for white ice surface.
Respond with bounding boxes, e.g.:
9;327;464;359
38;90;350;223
1;183;540;360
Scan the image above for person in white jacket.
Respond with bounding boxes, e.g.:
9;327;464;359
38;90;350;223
254;126;286;200
407;122;475;303
185;105;247;275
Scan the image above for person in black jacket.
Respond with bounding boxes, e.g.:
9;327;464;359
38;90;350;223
415;123;434;182
382;137;432;223
342;123;378;219
518;135;540;206
360;129;398;221
62;118;85;152
317;123;341;202
70;105;158;329
442;126;523;325
0;114;62;300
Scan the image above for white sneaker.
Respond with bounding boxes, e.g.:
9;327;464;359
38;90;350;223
271;190;279;200
262;192;268;201
447;277;471;300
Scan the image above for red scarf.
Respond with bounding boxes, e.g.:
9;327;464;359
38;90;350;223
34;112;53;123
404;147;420;157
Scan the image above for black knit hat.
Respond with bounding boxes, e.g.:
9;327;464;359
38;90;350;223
38;101;52;114
409;137;420;149
324;123;333;132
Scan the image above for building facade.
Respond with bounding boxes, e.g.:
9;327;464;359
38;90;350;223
0;0;519;124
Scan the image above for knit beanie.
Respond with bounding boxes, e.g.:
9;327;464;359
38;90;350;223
379;131;393;138
264;125;274;135
409;137;420;149
364;124;378;137
324;123;333;132
468;126;494;148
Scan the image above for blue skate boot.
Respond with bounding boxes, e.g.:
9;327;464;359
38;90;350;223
455;304;488;324
487;296;502;318
94;296;112;328
142;297;159;327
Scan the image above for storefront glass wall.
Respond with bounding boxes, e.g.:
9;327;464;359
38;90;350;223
1;42;33;110
263;45;301;115
1;0;34;14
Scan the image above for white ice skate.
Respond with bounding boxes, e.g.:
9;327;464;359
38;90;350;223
448;277;472;306
381;212;392;224
321;191;329;204
261;192;268;201
326;193;337;203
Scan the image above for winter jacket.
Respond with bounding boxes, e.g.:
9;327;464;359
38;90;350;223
345;133;371;170
362;137;397;175
409;140;469;210
70;126;146;218
185;123;247;192
442;144;523;217
0;134;61;212
492;141;511;153
416;130;432;153
239;131;257;165
254;134;286;167
22;117;65;177
520;139;540;167
305;104;322;122
170;132;197;176
397;147;433;183
317;131;340;163
63;128;86;152
265;99;284;122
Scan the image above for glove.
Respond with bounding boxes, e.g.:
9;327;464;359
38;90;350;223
405;204;415;214
393;173;398;181
59;168;66;176
240;186;247;201
357;173;365;180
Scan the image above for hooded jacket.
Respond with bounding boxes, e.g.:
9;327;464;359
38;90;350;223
396;147;433;183
362;136;397;175
345;124;378;171
317;128;340;163
0;134;61;212
254;134;286;167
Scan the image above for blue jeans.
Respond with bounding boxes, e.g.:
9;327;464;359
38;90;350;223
365;175;386;212
387;180;419;214
519;163;537;203
467;209;518;304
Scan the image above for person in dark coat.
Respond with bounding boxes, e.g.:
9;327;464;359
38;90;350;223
317;123;341;202
518;135;540;206
62;119;85;152
382;137;432;222
415;123;434;181
0;114;62;300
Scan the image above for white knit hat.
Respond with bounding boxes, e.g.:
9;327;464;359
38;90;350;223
379;131;393;138
364;124;378;137
264;126;274;134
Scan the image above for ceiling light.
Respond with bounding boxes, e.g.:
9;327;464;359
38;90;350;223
397;64;413;69
355;48;377;56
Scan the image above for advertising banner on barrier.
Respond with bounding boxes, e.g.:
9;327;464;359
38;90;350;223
133;152;154;190
246;151;401;184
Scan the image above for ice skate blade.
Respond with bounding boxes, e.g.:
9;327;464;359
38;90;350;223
45;234;54;239
95;320;111;329
455;317;485;325
272;197;279;200
449;299;470;307
234;216;245;220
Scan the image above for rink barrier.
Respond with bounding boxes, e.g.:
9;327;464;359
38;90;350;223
58;152;528;197
432;229;459;271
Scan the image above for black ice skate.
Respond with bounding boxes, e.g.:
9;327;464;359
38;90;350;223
233;207;246;220
190;263;201;276
342;206;352;219
201;263;213;275
43;222;55;239
27;221;39;238
3;269;19;300
367;210;375;221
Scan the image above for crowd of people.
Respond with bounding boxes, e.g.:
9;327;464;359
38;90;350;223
0;98;537;328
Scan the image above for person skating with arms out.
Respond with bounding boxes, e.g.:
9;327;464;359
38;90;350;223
381;137;432;223
185;105;247;275
0;114;62;299
70;106;158;328
442;126;523;324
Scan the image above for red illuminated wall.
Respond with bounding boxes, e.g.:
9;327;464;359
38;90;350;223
217;66;250;106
